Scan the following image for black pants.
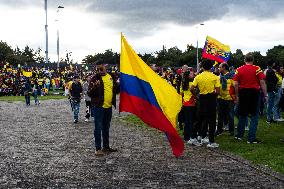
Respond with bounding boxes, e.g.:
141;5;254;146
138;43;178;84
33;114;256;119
192;93;217;143
238;88;259;116
183;106;196;141
217;99;234;134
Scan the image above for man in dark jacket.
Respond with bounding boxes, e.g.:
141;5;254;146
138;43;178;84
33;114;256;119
23;78;32;106
69;75;83;123
88;65;117;156
265;61;279;123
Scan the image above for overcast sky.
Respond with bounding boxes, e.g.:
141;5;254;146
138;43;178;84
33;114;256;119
0;0;284;63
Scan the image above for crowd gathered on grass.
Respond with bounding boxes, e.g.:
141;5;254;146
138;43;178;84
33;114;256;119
0;55;283;145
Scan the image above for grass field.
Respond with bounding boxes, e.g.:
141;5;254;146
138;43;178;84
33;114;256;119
123;114;284;175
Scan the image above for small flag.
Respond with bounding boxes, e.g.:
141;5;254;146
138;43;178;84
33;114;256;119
202;36;230;63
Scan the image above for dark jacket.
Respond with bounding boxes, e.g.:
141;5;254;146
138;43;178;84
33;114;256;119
70;81;83;99
24;80;32;95
266;68;278;92
88;73;117;108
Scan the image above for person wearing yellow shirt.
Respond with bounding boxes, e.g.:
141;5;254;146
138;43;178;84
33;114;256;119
190;59;221;148
88;65;118;156
216;63;235;136
274;68;284;121
180;71;197;143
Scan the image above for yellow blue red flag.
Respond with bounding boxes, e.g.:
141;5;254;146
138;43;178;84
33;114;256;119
202;36;230;63
119;34;184;157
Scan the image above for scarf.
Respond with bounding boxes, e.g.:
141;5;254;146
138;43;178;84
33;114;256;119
220;71;234;90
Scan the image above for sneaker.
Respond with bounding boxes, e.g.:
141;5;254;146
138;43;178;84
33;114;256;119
234;136;242;141
73;119;78;124
275;118;284;122
201;137;209;144
95;150;104;156
247;139;261;144
207;143;219;148
266;119;276;124
245;127;249;131
215;130;223;136
102;147;118;153
197;136;201;141
84;118;89;122
187;138;202;146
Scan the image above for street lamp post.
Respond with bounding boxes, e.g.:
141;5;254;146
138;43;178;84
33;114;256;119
56;6;64;69
196;23;204;72
44;0;48;64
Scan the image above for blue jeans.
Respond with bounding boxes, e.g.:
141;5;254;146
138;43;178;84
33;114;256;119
267;91;276;121
25;95;30;106
93;107;112;150
237;95;260;142
273;87;282;119
34;90;39;104
73;101;80;120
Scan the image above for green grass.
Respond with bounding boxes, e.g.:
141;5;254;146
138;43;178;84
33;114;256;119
122;114;284;175
0;95;67;102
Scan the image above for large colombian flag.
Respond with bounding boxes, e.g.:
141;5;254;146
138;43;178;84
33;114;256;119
119;34;184;157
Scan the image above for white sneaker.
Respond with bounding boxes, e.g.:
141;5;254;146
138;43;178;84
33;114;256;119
201;137;209;144
275;118;284;122
245;127;249;131
85;118;89;122
187;138;202;146
207;143;219;148
197;136;201;141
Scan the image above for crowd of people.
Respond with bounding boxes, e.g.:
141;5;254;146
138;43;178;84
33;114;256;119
172;54;284;148
1;53;284;155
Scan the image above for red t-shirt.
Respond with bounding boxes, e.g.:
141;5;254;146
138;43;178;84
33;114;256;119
233;64;265;89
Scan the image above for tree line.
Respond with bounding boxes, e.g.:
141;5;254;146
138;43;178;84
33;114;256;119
1;40;284;69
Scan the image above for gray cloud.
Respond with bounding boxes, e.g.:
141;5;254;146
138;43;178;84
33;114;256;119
84;0;284;37
2;0;284;37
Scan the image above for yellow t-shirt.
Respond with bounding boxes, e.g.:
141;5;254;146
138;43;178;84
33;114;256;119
180;82;195;106
192;71;220;94
218;77;234;100
276;73;282;86
102;74;113;108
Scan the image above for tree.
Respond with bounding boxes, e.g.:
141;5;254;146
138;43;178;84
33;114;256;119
251;51;265;68
34;48;45;64
228;49;244;68
0;41;13;63
266;45;284;66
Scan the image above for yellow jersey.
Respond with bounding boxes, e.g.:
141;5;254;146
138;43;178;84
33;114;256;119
192;71;220;94
218;77;234;100
102;74;113;108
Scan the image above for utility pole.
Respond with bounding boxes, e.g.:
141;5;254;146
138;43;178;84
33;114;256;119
56;6;64;69
44;0;48;64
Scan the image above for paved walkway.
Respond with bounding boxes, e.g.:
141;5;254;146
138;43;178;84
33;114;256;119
0;99;283;188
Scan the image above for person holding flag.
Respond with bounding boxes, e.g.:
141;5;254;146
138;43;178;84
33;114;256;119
88;65;118;156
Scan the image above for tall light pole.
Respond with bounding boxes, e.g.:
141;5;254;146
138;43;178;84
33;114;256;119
44;0;48;64
196;23;204;72
56;5;64;69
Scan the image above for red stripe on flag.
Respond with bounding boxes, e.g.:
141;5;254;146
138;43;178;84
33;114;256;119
120;92;184;157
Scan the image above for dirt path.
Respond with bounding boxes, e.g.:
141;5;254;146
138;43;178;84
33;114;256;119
0;99;283;188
